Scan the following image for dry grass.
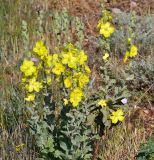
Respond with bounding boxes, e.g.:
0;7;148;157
0;126;37;160
98;108;154;160
100;124;146;160
0;65;36;159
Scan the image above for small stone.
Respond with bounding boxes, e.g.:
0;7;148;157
111;8;122;14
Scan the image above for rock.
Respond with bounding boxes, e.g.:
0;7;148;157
111;8;122;14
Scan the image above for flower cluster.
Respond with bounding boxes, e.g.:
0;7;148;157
52;43;90;107
20;41;90;107
20;41;54;101
97;9;115;62
123;44;138;63
97;10;115;38
20;59;42;101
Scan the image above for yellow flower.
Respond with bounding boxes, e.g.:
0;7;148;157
78;74;89;88
20;59;37;77
110;109;124;124
47;77;52;85
129;45;138;57
33;41;48;59
98;99;107;107
123;45;138;63
63;98;68;105
24;94;35;101
102;53;109;61
99;22;115;38
64;77;72;88
62;52;77;69
52;63;65;75
70;88;83;107
26;78;42;92
78;50;87;65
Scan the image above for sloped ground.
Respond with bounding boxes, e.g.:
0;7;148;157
0;0;153;159
106;0;154;14
46;0;154;36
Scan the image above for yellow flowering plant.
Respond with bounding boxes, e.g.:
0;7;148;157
97;6;115;65
87;57;129;127
20;41;90;107
123;44;138;63
20;41;98;159
96;96;126;126
87;8;129;129
97;8;115;39
91;55;129;128
19;2;136;157
122;13;138;63
20;41;51;102
89;3;130;131
87;88;128;130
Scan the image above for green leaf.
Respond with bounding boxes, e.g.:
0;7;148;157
60;142;68;152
